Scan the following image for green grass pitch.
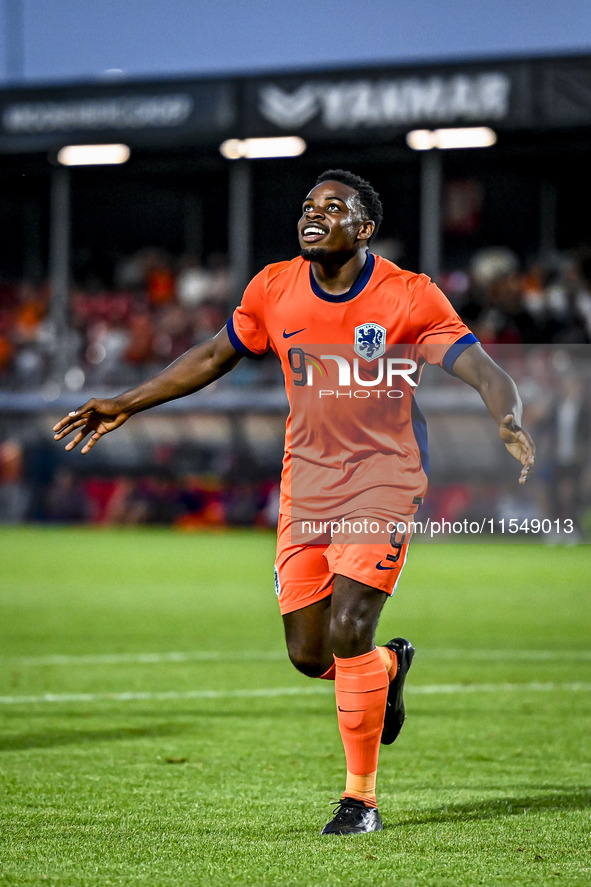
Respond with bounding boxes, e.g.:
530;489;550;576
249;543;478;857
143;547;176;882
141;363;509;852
0;526;590;886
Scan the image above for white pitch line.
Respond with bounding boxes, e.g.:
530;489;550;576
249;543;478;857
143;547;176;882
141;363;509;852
0;651;286;667
426;648;591;661
2;648;590;668
0;686;329;705
411;681;591;695
1;681;590;706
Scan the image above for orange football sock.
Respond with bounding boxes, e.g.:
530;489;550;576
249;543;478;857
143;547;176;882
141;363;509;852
377;644;398;681
344;770;378;807
334;648;389;808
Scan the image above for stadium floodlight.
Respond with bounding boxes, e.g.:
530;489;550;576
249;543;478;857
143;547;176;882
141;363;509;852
57;144;131;166
219;136;307;160
406;127;497;150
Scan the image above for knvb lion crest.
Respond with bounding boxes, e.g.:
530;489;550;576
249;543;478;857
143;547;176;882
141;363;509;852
354;323;386;361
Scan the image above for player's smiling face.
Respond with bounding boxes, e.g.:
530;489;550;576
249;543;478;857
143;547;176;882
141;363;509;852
298;180;373;260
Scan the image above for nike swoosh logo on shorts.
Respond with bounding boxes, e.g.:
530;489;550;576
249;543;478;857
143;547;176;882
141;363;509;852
376;561;396;570
283;327;307;338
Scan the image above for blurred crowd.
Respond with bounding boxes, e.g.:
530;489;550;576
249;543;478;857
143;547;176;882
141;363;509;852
1;243;590;537
0;248;252;391
442;244;591;346
2;244;591;391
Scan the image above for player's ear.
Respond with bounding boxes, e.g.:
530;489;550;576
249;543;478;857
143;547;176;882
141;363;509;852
357;220;375;242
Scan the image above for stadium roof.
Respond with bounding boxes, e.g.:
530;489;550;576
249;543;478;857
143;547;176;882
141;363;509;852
1;51;590;154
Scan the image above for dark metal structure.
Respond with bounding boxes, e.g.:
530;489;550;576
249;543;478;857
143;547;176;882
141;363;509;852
0;51;590;279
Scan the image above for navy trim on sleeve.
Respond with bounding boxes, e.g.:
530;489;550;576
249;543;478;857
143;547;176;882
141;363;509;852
411;396;429;478
442;333;479;375
226;317;269;360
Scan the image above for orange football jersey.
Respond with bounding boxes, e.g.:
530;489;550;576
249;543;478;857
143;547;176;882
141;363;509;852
228;253;477;521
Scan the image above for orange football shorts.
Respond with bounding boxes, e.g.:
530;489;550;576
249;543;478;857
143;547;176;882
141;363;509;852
274;512;413;615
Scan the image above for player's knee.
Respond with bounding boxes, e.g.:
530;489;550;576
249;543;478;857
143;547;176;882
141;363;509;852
329;577;385;657
286;644;328;678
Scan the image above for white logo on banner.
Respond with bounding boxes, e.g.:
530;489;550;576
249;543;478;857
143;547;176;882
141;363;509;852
259;72;511;130
3;95;194;133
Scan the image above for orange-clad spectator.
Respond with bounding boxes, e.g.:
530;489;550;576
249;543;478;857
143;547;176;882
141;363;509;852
145;252;175;306
13;281;48;344
123;309;155;365
0;334;14;373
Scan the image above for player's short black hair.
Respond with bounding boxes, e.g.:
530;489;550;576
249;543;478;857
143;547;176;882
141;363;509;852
315;169;383;239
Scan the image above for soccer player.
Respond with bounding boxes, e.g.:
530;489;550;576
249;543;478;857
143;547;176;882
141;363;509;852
53;170;535;835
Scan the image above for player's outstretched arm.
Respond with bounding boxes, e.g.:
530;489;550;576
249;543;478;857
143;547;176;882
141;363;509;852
450;343;535;485
53;326;241;454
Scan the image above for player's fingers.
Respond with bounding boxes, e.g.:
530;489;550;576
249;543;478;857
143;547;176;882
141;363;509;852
64;428;92;451
53;404;97;433
517;441;535;484
517;428;536;459
53;414;81;433
501;421;536;458
519;460;534;485
80;431;104;454
54;400;99;430
53;416;92;439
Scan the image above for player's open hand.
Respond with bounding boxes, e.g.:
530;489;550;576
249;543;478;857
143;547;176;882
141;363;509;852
499;414;535;485
53;398;130;453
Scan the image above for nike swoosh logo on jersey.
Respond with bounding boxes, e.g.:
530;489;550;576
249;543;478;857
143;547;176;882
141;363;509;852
376;561;396;571
283;327;307;338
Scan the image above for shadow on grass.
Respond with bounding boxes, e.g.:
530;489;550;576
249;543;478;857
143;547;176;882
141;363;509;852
397;787;591;824
0;711;259;752
0;722;199;751
0;702;327;751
